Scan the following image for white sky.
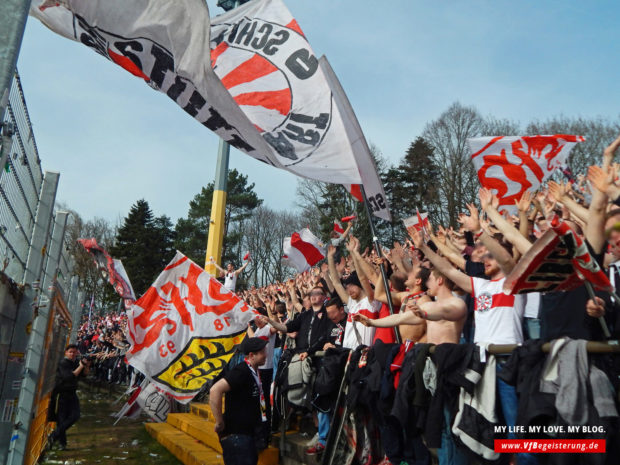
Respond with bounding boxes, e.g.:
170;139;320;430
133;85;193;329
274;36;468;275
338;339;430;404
16;0;620;224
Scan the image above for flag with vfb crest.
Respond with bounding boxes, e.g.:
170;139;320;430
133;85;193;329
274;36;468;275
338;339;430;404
469;135;584;213
126;252;256;403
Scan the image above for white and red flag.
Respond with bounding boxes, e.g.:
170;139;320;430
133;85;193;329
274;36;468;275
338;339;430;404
282;228;326;272
468;135;585;213
77;238;136;309
126;252;255;403
31;0;391;220
319;56;391;220
333;220;345;235
403;211;430;236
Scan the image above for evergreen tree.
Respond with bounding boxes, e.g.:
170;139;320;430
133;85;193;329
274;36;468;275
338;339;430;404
110;199;173;296
389;137;442;234
174;168;262;267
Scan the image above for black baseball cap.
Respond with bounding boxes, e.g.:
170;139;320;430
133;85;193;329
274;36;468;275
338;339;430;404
240;337;268;355
343;271;362;288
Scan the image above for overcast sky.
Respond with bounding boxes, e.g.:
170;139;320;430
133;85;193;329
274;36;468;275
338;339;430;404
16;0;620;225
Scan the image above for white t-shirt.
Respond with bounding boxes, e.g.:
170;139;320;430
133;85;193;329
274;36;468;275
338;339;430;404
254;324;276;370
524;292;541;319
224;272;237;292
471;277;525;345
342;296;381;349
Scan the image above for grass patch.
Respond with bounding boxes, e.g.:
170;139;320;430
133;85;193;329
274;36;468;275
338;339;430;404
39;383;181;465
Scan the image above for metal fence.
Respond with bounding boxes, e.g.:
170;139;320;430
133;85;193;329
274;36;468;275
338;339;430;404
0;71;44;285
0;70;83;465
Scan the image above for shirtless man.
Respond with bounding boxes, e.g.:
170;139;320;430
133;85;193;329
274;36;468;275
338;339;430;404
373;264;431;342
354;268;466;345
211;259;250;292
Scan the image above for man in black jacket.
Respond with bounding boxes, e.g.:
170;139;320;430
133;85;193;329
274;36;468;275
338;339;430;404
261;286;333;359
49;344;90;450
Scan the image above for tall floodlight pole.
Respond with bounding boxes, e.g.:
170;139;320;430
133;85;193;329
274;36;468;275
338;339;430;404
204;0;248;275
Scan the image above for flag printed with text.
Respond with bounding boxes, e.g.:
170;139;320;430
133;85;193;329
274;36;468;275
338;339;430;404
469;135;585;213
282;228;326;272
125;252;255;403
30;0;390;219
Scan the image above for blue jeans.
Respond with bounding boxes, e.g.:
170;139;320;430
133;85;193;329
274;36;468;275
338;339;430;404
318;411;330;445
497;363;537;465
524;318;541;340
438;405;468;465
272;347;283;382
220;434;258;465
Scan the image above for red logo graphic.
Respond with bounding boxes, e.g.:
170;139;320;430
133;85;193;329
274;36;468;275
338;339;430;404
472;135;585;210
128;255;251;354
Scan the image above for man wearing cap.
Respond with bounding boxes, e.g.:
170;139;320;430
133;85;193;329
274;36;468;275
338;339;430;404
260;285;332;359
210;337;269;465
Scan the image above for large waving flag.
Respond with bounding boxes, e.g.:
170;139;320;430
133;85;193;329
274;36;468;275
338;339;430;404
126;252;255;403
77;238;136;309
468;135;585;213
282;228;326;272
504;215;612;294
31;0;390;219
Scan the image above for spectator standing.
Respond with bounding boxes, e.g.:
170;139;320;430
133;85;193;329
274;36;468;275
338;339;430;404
210;337;269;465
48;344;90;450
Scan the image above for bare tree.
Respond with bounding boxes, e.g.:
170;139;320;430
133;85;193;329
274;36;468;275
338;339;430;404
239;206;304;288
423;102;486;226
526;115;620;176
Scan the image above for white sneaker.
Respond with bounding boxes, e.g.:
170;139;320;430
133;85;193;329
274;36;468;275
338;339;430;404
306;432;319;447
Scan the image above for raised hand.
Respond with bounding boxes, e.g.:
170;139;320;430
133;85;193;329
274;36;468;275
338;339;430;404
327;244;337;257
457;203;480;232
515;190;533;213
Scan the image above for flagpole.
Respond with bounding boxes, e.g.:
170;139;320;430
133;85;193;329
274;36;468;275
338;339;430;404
360;186;401;344
204;0;251;275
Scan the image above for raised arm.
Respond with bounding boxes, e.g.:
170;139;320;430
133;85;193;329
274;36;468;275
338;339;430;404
410;230;472;294
235;260;250;276
259;314;288;333
347;236;376;300
547;181;589;223
478;189;532;255
372;259;403;306
515;190;533;239
327;245;349;303
210;257;225;274
588;135;620;253
457;200;515;274
430;228;466;270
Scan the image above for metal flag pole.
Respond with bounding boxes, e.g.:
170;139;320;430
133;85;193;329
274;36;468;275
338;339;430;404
360;186;401;344
204;0;250;275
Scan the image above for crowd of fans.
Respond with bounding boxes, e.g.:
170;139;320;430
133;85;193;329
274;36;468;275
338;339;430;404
217;135;620;464
74;312;135;386
70;135;620;464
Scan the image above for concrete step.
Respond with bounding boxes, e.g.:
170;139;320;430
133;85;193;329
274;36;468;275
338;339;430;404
145;422;224;465
168;413;223;453
164;412;279;465
190;402;216;422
